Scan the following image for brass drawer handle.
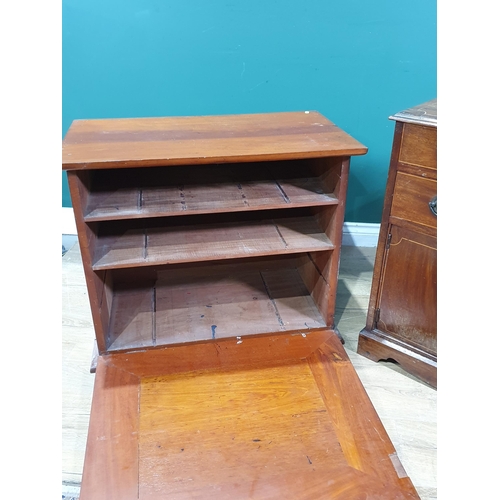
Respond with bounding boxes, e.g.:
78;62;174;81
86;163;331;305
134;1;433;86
429;196;437;216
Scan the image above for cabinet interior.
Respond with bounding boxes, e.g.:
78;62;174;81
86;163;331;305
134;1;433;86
69;156;344;354
97;253;333;352
80;158;342;221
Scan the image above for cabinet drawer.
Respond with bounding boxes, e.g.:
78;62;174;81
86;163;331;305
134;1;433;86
391;172;437;228
399;123;436;170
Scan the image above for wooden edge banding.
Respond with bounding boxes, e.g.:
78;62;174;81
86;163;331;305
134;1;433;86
101;330;336;378
66;172;108;353
80;357;141;500
63;150;368;171
307;337;419;497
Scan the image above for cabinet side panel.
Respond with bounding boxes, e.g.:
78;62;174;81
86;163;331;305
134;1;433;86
308;157;350;327
67;171;108;352
297;253;333;327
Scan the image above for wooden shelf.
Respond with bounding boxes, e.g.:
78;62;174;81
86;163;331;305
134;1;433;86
83;162;338;222
92;214;334;271
107;265;327;352
65;111;364;357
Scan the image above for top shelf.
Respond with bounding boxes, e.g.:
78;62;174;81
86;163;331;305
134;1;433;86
62;111;368;170
83;161;339;222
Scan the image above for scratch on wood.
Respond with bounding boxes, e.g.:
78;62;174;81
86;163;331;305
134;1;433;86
306;455;312;465
213;342;221;357
143;228;148;259
179;185;187;211
236;182;250;206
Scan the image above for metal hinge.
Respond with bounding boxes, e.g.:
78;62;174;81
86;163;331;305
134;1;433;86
386;232;392;249
373;308;381;328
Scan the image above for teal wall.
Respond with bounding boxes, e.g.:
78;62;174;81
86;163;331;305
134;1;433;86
62;0;436;223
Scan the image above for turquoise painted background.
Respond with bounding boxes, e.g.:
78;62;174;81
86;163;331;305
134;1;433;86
62;0;436;223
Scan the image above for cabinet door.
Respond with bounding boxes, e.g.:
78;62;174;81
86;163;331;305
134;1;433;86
376;225;436;355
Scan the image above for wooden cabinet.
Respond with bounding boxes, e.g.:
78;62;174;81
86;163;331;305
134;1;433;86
357;100;437;388
63;112;421;498
63;112;369;354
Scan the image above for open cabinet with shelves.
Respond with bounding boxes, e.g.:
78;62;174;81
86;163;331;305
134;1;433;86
80;159;341;221
64;111;365;355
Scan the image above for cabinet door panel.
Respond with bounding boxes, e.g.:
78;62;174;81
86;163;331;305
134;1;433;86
377;225;436;355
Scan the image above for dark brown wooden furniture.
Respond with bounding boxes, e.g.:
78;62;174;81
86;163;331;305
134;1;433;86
357;100;437;388
63;112;421;498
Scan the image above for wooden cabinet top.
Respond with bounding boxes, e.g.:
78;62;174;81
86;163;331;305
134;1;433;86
390;99;437;127
62;111;367;170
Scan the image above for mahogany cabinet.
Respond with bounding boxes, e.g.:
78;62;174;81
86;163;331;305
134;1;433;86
357;100;437;388
63;111;421;498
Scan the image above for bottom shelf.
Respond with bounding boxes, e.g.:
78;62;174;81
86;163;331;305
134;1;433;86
107;262;327;352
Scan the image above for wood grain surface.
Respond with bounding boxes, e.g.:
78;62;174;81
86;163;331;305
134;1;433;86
107;264;327;352
92;215;334;271
79;331;420;499
399;124;436;170
62;112;367;170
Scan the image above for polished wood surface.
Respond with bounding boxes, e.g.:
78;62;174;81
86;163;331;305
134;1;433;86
391;173;437;229
358;99;437;388
399;125;437;170
79;331;419;500
375;225;436;355
64;112;361;355
63;243;437;499
62;111;367;170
